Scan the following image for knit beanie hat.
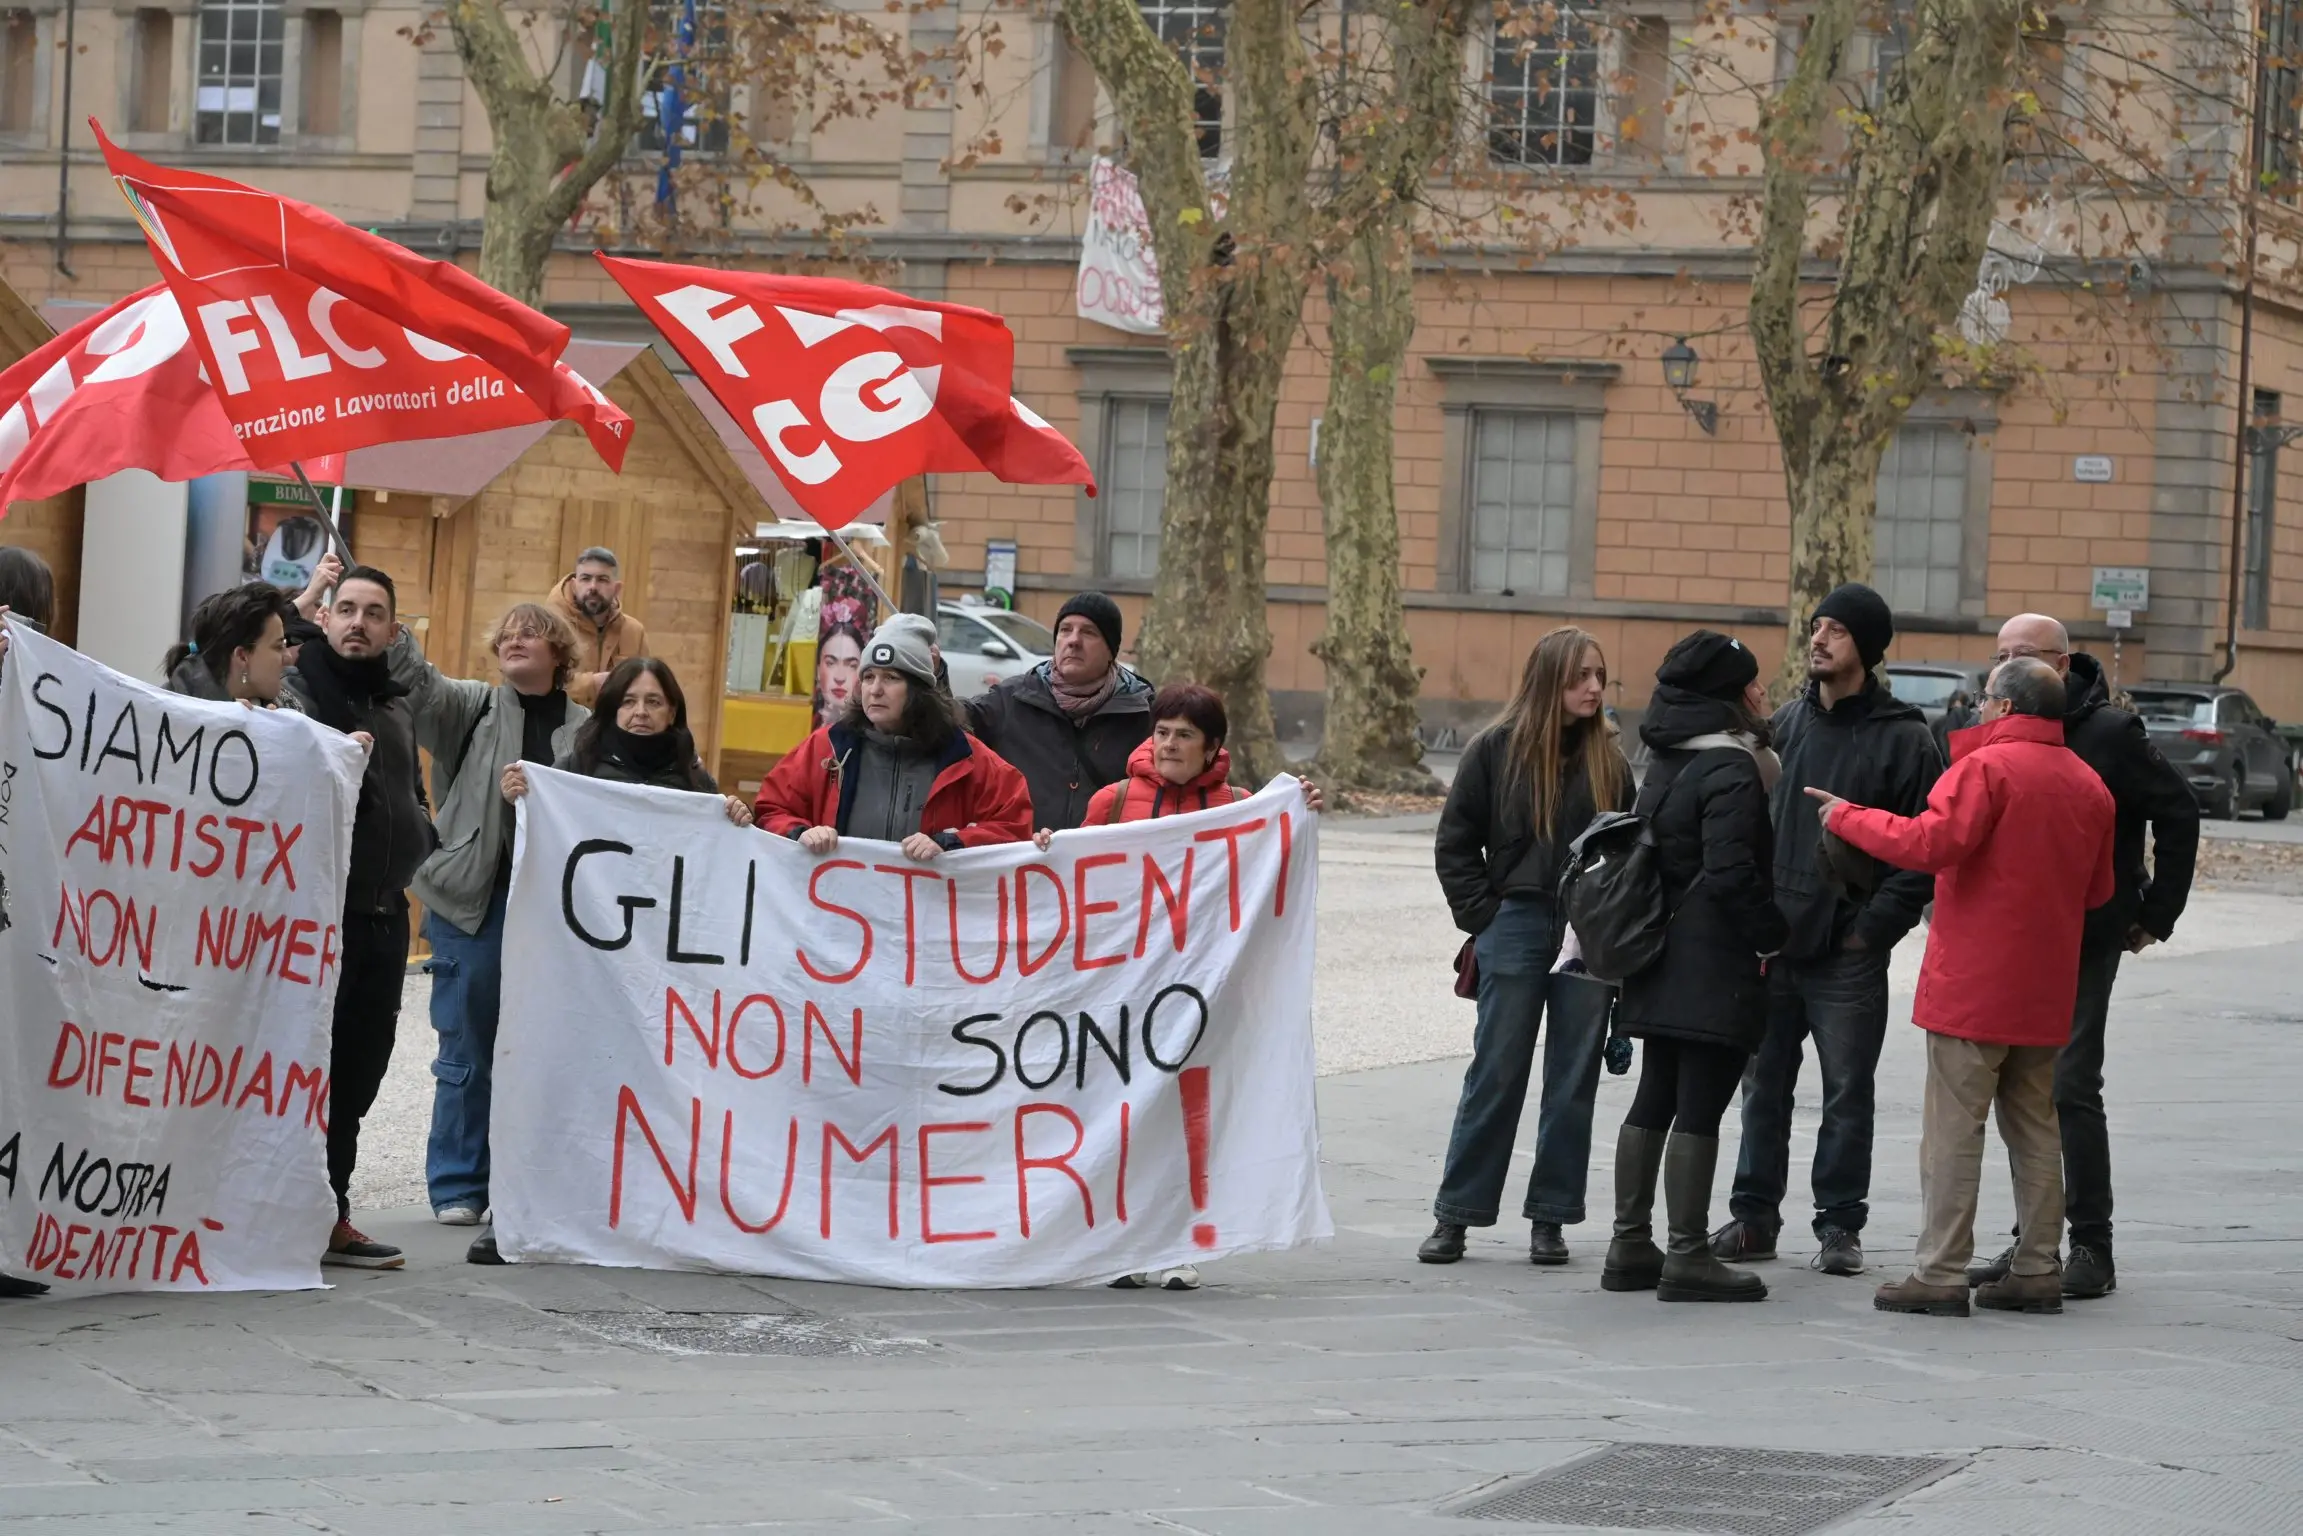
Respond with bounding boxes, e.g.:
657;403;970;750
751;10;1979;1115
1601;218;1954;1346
1655;629;1760;702
861;619;938;689
1056;591;1124;657
1812;582;1894;668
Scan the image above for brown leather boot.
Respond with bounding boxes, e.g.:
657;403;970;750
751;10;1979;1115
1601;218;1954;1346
1873;1274;1971;1316
1976;1270;2064;1314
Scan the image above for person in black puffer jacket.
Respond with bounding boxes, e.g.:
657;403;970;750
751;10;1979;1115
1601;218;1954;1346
500;656;754;823
1422;626;1633;1268
962;592;1153;832
1604;631;1789;1305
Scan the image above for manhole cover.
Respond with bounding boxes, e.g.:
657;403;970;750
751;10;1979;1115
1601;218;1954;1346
546;1309;926;1358
1447;1443;1964;1534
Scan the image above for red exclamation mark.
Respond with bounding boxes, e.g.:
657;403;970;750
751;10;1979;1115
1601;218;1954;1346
1179;1065;1216;1249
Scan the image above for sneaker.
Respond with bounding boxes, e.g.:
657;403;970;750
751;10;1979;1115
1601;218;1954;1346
434;1205;483;1227
1707;1218;1778;1263
2062;1243;2116;1300
1976;1270;2063;1314
1527;1221;1570;1266
323;1221;405;1270
1967;1243;2016;1289
467;1235;505;1266
1811;1229;1865;1276
1873;1275;1970;1316
1417;1221;1468;1264
1156;1266;1202;1291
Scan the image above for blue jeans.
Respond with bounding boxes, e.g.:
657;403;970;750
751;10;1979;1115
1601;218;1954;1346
1433;898;1607;1227
1728;944;1892;1237
422;883;507;1213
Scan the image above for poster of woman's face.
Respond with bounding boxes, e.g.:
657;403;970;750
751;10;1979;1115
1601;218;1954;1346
815;626;864;725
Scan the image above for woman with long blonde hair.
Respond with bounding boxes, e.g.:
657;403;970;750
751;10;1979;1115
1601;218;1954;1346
1423;626;1633;1265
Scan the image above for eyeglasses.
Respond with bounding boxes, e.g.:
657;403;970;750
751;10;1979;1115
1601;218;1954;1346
1993;644;2065;663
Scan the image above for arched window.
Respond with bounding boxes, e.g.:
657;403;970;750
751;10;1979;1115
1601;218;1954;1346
195;0;283;145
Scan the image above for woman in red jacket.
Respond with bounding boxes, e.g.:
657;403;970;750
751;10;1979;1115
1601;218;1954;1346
1033;683;1324;847
755;620;1033;854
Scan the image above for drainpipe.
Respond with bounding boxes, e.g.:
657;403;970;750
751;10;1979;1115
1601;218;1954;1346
53;0;77;277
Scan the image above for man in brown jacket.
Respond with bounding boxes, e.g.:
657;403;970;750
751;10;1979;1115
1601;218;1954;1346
548;546;648;705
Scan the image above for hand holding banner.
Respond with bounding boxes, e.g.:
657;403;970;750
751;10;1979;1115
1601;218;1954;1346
95;124;633;471
600;256;1092;528
494;768;1327;1286
0;622;363;1293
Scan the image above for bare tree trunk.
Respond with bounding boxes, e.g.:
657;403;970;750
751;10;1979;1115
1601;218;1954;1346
448;0;647;307
1309;220;1435;792
1061;0;1316;785
1749;0;2025;694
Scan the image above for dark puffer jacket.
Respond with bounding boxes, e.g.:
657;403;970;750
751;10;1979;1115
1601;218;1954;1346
2060;651;2199;947
1768;674;1940;961
961;662;1153;831
1616;686;1792;1051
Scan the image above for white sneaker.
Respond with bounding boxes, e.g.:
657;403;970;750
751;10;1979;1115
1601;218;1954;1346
434;1205;483;1226
1156;1265;1202;1291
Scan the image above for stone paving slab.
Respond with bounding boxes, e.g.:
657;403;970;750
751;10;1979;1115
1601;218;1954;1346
6;918;2302;1534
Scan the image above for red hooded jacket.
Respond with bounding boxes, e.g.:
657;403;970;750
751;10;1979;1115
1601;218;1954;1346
1829;712;2116;1048
1082;738;1247;825
754;722;1034;848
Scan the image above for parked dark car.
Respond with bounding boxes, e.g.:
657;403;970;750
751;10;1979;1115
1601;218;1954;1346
2126;684;2294;820
1881;661;1991;724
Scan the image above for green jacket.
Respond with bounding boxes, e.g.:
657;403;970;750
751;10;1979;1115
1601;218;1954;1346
387;629;585;935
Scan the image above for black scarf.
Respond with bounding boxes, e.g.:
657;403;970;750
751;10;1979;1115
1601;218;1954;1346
295;640;405;732
601;721;682;777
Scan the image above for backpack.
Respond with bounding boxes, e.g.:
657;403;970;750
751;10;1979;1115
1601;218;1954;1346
1556;742;1737;983
1558;810;1670;984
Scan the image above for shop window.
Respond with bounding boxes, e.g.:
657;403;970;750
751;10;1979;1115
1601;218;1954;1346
196;0;285;145
1874;424;1969;616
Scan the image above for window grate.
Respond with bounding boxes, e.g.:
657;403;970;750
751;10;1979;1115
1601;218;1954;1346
196;0;283;145
1467;409;1575;597
1448;1442;1965;1534
1875;424;1967;617
1490;3;1599;167
1100;396;1168;581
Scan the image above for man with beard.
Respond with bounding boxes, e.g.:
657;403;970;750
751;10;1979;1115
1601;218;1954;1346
1712;582;1943;1277
962;592;1154;832
548;547;649;705
285;566;431;1270
1966;613;2198;1301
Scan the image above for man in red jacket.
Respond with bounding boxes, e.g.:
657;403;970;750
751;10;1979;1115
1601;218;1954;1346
1807;657;2115;1318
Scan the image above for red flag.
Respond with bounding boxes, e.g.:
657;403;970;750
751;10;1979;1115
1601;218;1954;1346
599;255;1093;528
96;124;632;470
0;284;257;510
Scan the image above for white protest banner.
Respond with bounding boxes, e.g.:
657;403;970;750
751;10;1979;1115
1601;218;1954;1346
0;622;361;1292
1076;158;1165;336
494;768;1329;1286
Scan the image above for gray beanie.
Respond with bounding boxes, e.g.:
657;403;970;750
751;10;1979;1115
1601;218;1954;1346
861;619;937;688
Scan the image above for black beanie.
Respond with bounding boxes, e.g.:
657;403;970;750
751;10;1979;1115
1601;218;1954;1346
1655;629;1759;702
1057;591;1124;657
1812;582;1894;668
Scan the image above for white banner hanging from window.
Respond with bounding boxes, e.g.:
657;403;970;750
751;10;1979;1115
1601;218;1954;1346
1076;158;1165;336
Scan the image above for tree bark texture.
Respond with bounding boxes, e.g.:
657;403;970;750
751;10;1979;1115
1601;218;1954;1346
1749;0;2025;693
1305;0;1477;794
449;0;647;307
1060;0;1318;786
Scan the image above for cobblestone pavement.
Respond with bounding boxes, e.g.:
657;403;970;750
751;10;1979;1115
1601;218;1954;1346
3;826;2299;1534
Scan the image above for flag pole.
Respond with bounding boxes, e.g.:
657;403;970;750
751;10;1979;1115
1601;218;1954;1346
820;523;901;618
289;460;356;566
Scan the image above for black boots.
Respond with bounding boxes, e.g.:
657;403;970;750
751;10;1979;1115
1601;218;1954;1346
1601;1126;1667;1292
1527;1222;1570;1265
1417;1221;1468;1263
1656;1134;1767;1303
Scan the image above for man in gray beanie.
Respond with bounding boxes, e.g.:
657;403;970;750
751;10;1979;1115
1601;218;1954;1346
962;589;1154;832
1712;581;1944;1279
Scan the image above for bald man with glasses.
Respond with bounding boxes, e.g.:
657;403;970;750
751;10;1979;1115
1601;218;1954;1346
1965;613;2199;1301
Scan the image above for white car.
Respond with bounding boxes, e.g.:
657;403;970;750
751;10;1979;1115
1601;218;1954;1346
936;602;1057;698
